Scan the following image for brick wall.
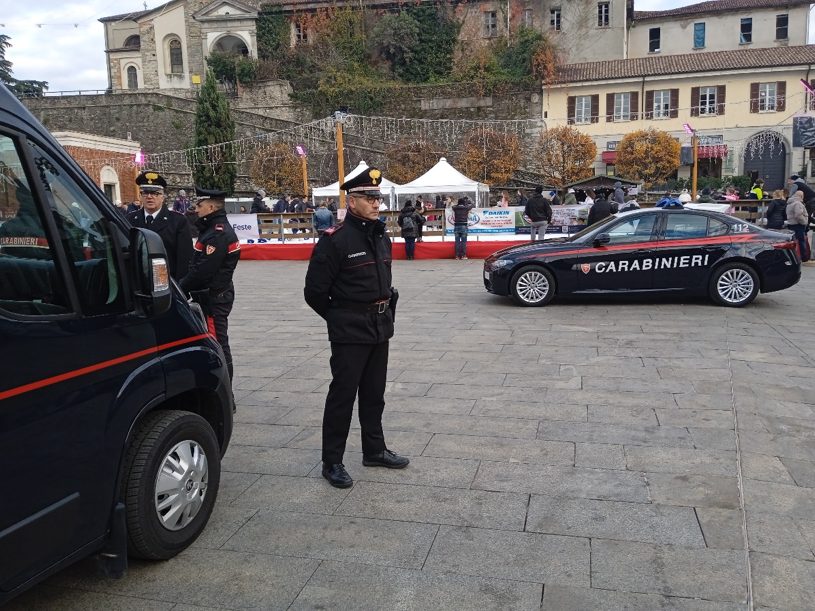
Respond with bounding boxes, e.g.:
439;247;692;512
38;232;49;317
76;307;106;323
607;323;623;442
62;145;139;203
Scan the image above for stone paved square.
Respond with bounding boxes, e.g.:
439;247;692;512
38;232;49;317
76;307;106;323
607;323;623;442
9;259;815;610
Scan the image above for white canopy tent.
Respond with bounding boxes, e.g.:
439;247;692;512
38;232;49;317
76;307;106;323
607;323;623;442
312;160;401;209
395;157;490;206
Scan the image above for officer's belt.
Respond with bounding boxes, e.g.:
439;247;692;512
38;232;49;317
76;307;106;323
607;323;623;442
331;298;391;314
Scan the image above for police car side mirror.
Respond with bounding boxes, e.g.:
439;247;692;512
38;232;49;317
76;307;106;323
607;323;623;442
129;227;172;317
594;233;611;246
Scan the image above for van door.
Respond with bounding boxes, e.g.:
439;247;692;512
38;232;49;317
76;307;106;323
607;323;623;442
0;128;160;592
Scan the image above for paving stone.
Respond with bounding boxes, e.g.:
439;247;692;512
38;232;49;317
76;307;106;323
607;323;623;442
229;474;352;514
538;421;695;448
779;458;815;488
232;404;294;425
286;427;432;456
646;473;741;509
738;431;815;462
795;519;815;556
216;471;262;503
221;445;321;476
526;497;704;546
625;447;736;476
674;394;734;411
658;368;732;382
469;401;587;421
591;539;747;602
696;508;746;550
230;423;302;447
472;461;649;502
502;373;583;389
335;481;528;530
583;377;689;393
656;409;735;429
588;405;658;425
378;412;539;438
191;499;258;550
546;389;678;408
384;396;476;415
741;452;795;484
751;551;815;610
760;414;815;438
541;585;747;611
747;514;815;560
423;525;589;586
51;549;319;609
240;390;328;409
689;428;737;451
222;510;438;569
289;561;542;611
575;443;626;470
422;433;574;465
743;479;815;519
4;586;174;611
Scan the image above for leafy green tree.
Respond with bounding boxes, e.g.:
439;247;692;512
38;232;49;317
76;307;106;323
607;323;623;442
0;34;48;96
0;35;13;85
256;8;290;60
400;5;459;82
192;71;236;194
206;52;258;88
370;12;420;79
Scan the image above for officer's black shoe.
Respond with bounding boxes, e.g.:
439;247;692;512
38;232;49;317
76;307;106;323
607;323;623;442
322;463;353;488
362;449;410;469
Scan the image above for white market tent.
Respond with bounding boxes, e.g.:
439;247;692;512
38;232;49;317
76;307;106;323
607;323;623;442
396;157;490;206
312;161;401;209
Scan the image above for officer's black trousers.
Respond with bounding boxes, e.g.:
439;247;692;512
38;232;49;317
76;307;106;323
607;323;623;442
208;298;234;379
322;341;389;464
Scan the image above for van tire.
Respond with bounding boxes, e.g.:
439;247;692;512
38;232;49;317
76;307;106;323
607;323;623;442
123;410;221;560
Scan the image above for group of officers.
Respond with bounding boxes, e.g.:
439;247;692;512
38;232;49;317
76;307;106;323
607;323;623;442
135;166;406;489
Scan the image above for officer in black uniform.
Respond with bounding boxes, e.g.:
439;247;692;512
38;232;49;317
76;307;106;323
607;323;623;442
304;167;409;489
179;187;241;379
128;170;192;280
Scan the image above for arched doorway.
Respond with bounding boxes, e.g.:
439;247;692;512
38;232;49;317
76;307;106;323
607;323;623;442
212;34;249;56
742;131;787;191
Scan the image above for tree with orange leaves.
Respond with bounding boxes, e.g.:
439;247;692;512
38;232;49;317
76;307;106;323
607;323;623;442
250;142;303;195
615;128;680;187
535;126;597;188
456;129;521;185
385;139;441;184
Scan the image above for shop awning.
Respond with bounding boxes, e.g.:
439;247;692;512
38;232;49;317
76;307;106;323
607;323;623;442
601;151;617;164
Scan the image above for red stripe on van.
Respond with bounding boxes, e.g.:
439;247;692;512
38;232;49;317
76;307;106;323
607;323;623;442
0;333;211;401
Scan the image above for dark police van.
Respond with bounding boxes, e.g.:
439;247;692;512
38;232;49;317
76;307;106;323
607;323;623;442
0;87;233;603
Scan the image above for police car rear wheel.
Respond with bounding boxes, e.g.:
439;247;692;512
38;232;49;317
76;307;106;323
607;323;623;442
710;263;759;307
123;410;221;560
511;266;555;307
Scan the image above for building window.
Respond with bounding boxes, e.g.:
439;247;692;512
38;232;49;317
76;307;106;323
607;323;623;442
700;86;717;115
484;11;498;37
649;27;660;52
168;38;183;74
776;14;788;40
759;82;777;111
523;9;533;27
598;2;610;27
653;90;670;118
693;23;705;48
614;92;631;121
740;17;752;44
126;65;138;90
550;7;561;30
123;35;141;49
575;95;591;124
295;22;308;44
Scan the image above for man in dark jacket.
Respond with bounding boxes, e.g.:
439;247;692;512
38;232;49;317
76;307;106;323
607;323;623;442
250;189;270;213
451;196;475;259
304;167;408;489
128;170;192;280
587;194;615;226
523;186;553;241
179;187;241;379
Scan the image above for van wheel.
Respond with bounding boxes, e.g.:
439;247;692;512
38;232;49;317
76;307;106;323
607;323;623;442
709;263;759;307
123;410;220;560
510;265;556;306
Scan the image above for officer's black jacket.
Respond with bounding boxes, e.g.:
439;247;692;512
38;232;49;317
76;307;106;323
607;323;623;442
128;204;192;279
304;210;394;344
179;209;240;298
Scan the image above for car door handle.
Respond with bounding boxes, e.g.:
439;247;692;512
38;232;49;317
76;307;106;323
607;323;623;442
703;246;720;252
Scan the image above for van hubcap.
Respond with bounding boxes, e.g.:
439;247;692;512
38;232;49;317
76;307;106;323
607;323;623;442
154;440;208;531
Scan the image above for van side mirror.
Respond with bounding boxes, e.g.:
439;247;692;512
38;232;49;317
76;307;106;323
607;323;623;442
130;228;171;317
593;233;611;246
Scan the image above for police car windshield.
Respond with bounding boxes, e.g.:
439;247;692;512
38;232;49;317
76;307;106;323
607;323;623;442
569;213;620;242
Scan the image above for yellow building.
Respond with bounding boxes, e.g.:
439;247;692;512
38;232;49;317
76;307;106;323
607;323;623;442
545;45;815;189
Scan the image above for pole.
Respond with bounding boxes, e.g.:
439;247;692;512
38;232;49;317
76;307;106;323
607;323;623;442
336;120;346;209
300;155;308;198
691;133;699;201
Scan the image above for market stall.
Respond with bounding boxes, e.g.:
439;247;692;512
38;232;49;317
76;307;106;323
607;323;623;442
396;157;490;206
312;160;401;209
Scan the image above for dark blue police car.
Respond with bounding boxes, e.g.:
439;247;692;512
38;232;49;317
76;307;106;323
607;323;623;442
0;86;233;602
484;208;801;307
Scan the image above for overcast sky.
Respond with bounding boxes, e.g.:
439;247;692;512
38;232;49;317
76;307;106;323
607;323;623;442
0;0;772;92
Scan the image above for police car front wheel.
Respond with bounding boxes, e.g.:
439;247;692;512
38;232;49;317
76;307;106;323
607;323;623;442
710;263;759;307
511;265;556;307
122;410;221;560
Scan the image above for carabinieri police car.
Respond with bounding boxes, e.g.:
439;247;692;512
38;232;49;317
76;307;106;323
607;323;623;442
483;207;801;307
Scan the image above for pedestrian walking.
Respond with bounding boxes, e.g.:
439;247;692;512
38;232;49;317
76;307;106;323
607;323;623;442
452;196;475;259
179;187;241;379
523;185;553;241
128;170;192;280
398;200;422;260
304;167;408;489
786;191;811;262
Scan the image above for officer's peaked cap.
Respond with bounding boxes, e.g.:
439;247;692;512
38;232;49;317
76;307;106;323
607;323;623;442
340;167;382;196
195;186;228;201
136;170;167;191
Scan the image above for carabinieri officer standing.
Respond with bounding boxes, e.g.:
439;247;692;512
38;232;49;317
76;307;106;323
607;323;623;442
304;167;409;488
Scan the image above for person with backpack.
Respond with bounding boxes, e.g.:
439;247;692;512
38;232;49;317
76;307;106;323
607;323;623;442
398;200;422;260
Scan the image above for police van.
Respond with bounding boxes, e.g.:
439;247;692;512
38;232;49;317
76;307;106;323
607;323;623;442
0;87;233;602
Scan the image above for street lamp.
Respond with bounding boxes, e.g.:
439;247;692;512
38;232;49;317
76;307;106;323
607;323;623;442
684;123;699;201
